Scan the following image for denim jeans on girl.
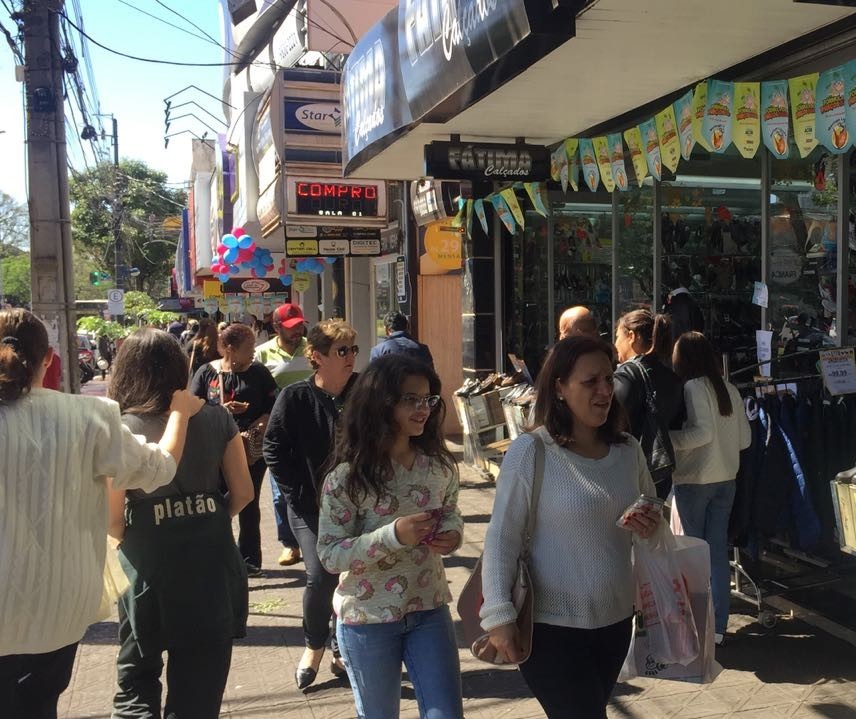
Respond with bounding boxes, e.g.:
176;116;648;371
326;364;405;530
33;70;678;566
673;480;736;634
336;605;463;719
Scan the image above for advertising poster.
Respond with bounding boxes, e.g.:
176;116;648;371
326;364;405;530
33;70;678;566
465;199;474;238
565;138;580;192
608;133;629;191
655;104;681;173
623;126;648;186
789;73;819;158
550;145;566;182
732;82;761;159
592;136;615;192
474;199;488;233
692;82;712;151
703;80;734;153
524;182;549;216
490;194;516;233
500;188;525;228
845;59;856;149
638;118;662;181
815;66;848;154
761;80;790;158
674;90;695;161
420;220;463;275
579;138;600;192
292;272;311;293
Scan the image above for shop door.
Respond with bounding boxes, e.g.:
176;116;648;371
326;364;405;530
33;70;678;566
418;274;463;436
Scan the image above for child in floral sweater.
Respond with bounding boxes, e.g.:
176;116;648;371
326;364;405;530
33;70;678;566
318;354;464;719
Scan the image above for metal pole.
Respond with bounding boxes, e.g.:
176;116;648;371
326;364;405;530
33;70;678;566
112;117;125;299
24;0;78;392
652;179;662;310
760;148;770;332
835;152;848;346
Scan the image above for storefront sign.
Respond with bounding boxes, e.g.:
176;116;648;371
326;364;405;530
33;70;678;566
423;141;549;181
241;279;271;293
284;100;343;134
396;255;407;302
319;239;351;255
286;225;320;238
286;239;320;256
420;220;463;275
350;238;382;255
820;348;856;396
284;227;383;257
286;177;387;221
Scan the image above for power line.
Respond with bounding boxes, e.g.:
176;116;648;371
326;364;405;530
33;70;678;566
151;0;241;60
115;0;227;50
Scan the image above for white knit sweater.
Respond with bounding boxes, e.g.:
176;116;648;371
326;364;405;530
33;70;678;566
0;389;177;655
480;429;655;632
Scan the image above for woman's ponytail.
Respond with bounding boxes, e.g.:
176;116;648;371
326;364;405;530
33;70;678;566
650;313;674;366
0;309;50;404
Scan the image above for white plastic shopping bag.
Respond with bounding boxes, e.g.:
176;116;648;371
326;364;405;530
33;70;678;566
631;525;700;666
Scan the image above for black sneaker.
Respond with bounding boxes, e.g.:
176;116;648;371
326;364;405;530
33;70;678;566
245;563;265;578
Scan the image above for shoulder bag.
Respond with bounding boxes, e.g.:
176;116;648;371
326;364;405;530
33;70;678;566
627;358;675;481
456;433;545;665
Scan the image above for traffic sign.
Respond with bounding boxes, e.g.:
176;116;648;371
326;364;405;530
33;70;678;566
107;288;125;316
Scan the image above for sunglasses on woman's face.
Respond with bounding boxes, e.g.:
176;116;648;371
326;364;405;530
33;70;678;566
399;393;441;411
334;345;360;358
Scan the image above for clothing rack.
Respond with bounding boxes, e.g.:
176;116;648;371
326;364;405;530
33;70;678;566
727;364;856;629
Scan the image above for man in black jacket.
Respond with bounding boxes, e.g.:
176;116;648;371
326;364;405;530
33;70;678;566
369;312;434;369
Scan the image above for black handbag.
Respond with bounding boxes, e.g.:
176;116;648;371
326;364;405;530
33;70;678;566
627;359;675;480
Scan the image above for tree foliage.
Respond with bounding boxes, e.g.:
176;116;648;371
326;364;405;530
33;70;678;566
123;290;156;318
76;317;127;340
0;191;28;259
69;159;186;297
1;253;31;305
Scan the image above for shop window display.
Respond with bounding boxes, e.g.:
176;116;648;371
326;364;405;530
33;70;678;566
616;182;654;315
769;145;838;366
660;145;762;371
551;190;613;337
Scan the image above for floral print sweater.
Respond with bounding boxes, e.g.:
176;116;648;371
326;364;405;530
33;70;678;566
317;454;464;625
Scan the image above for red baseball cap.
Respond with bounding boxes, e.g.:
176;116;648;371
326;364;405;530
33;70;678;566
273;303;305;329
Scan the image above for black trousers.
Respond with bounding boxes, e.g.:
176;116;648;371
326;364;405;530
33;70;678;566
287;506;340;651
0;642;78;719
518;618;632;719
238;459;267;568
112;604;233;719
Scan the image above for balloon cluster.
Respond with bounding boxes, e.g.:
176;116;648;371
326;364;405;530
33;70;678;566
294;257;335;275
210;227;277;281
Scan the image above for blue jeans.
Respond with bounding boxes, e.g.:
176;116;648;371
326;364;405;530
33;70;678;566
268;472;298;548
336;605;463;719
674;480;736;634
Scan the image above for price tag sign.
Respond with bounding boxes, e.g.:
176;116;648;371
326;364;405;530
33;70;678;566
820;348;856;396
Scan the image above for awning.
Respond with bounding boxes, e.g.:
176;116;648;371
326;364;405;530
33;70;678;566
342;0;856;180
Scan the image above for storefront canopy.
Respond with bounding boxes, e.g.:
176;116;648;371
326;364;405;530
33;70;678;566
342;0;856;180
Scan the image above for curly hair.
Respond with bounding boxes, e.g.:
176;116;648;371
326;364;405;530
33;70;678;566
530;336;628;447
329;354;456;505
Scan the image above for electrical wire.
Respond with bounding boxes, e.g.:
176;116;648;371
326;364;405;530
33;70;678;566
115;0;230;50
151;0;242;60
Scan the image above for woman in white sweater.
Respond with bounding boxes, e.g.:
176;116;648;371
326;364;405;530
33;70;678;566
670;332;751;645
0;309;203;718
480;336;661;719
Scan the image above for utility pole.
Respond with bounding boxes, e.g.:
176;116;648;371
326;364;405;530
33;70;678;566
109;117;125;314
23;0;78;393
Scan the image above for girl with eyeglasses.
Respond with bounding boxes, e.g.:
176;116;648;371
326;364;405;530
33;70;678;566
318;354;464;719
263;319;360;689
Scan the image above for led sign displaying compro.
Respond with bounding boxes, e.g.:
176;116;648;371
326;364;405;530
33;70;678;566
286;177;387;222
295;182;379;217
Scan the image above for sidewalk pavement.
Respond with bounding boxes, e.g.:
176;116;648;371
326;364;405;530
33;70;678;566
59;460;856;719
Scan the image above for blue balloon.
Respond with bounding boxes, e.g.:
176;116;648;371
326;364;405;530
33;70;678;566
224;247;239;263
229;265;240;275
324;257;336;264
238;236;253;249
250;256;262;268
282;274;293;286
257;268;267;278
240;261;251;269
218;273;230;283
222;234;238;248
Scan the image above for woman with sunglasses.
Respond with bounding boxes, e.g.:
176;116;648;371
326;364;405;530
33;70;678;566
318;354;463;718
263;319;360;690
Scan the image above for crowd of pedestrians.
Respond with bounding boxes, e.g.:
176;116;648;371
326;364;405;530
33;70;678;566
0;299;749;719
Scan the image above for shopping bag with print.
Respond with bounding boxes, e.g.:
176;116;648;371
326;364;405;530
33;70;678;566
632;525;700;665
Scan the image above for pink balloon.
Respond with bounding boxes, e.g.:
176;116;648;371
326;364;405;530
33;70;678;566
250;268;258;278
216;243;228;256
211;263;223;274
238;247;253;262
233;227;246;238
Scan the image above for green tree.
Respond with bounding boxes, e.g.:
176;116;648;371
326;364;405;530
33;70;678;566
69;159;186;297
123;290;156;319
1;253;31;305
0;191;28;259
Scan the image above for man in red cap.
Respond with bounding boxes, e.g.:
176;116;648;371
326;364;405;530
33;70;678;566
255;303;313;567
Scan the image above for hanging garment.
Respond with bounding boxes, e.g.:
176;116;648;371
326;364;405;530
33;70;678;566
752;402;793;538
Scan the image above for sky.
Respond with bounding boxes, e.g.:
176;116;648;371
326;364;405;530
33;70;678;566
0;0;227;203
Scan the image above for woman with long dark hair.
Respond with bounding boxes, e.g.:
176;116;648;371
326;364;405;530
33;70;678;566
670;331;750;646
187;318;221;376
318;354;464;718
0;310;202;719
108;328;254;718
480;337;660;719
613;309;685;498
263;319;359;689
191;323;277;576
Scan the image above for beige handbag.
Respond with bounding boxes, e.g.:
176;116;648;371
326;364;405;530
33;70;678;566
456;433;545;665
